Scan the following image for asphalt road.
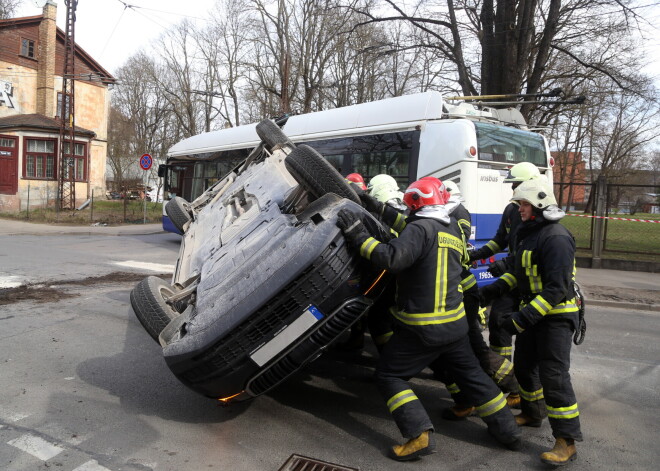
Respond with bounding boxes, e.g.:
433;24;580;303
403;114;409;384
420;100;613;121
0;233;658;470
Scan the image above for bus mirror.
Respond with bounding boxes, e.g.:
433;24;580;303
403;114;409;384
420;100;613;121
158;164;167;178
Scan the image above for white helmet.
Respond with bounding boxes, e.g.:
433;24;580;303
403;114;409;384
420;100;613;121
503;162;541;183
511;179;557;209
443;180;461;197
367;174;403;203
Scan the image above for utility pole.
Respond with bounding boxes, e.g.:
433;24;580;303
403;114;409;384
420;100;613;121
58;0;78;210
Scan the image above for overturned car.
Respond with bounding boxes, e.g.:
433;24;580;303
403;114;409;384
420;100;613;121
130;120;390;402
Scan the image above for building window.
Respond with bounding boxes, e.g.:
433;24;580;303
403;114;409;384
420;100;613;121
20;38;35;58
62;141;87;181
24;138;56;180
0;138;15;147
57;93;72;120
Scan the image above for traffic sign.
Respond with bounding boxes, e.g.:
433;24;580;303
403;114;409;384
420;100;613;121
140;153;153;170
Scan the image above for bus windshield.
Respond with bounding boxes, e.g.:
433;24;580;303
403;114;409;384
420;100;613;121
474;122;547;167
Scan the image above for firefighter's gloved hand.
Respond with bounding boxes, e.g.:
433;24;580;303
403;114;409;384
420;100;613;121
469;247;488;262
337;209;370;247
478;283;501;307
488;260;508;278
359;192;384;215
350;182;366;197
498;313;522;335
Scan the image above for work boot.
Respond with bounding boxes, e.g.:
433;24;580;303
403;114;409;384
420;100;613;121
441;404;475;421
506;393;521;409
389;430;436;461
515;412;543;428
540;438;577;466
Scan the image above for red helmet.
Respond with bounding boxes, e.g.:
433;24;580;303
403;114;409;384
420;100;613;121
403;179;449;211
346;173;367;190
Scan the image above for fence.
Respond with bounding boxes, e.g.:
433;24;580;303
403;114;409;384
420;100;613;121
555;178;660;264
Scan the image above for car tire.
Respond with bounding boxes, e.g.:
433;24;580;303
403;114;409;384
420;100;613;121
285;144;360;204
130;276;181;344
256;119;293;149
165;196;192;233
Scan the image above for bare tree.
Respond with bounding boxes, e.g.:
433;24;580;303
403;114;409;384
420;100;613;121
0;0;21;19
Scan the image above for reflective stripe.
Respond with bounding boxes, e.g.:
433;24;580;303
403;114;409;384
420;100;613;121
500;272;517;289
391;304;466;326
435;246;448;312
521;299;579;316
374;331;393;345
476;392;506;417
485;240;501;252
512;319;524;333
547;403;580;420
387;389;418;413
458;219;470;234
460;274;477;291
360;237;380;259
447;383;460;395
530;295;552;316
493;358;513;383
491;345;512;356
519;387;544;402
392;213;406;233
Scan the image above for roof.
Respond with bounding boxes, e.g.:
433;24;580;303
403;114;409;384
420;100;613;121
0;14;115;84
169;92;445;157
0;113;96;137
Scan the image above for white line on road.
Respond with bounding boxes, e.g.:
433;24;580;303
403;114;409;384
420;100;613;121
7;433;64;461
112;261;174;273
0;275;24;288
72;459;112;471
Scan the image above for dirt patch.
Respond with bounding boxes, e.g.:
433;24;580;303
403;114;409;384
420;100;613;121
0;272;170;305
582;285;660;306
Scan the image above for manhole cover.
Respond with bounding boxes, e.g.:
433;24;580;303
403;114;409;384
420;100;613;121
278;453;359;471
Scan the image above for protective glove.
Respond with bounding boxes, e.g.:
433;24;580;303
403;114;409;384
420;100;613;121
336;209;371;247
497;312;522;335
478;282;501;307
487;259;508;278
359;192;384;215
469;247;489;262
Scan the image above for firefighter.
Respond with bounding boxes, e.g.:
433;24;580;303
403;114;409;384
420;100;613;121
480;178;582;466
469;162;541;408
367;174;407;211
422;178;520;420
337;179;521;461
345;172;368;190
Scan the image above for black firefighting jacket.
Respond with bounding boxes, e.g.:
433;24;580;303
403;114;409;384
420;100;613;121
472;202;522;259
489;218;579;332
358;211;468;346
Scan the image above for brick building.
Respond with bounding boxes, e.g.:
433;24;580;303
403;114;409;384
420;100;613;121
552;151;588;209
0;1;115;211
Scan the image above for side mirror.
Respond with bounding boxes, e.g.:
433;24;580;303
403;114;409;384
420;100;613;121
157;164;167;178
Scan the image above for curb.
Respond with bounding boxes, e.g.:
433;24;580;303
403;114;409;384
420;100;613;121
586;298;659;312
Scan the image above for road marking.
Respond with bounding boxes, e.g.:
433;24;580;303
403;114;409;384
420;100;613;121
0;411;29;422
73;460;112;471
0;275;23;288
7;433;64;461
112;261;174;273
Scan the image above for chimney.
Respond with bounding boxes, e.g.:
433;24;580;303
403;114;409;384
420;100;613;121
36;1;57;117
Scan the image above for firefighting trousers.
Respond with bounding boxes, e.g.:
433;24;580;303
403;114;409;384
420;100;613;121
514;318;583;441
489;290;520;359
431;277;519;401
376;329;521;440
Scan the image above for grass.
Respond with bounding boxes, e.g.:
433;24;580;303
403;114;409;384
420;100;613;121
0;200;163;225
562;212;660;262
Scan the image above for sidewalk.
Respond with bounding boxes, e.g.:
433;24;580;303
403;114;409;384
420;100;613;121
0;217;165;236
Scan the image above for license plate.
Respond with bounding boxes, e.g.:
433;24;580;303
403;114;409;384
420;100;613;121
250;305;324;367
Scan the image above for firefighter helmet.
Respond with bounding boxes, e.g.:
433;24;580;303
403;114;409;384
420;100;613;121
367;174;403;203
511;179;557;209
346;173;367;190
503;162;541;183
443;180;461;197
403;178;450;211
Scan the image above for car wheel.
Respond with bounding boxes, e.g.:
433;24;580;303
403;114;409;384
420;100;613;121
285;144;360;204
165;196;192;233
130;276;181;344
256;119;293;150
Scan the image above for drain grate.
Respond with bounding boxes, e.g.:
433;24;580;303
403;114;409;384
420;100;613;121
278;454;359;471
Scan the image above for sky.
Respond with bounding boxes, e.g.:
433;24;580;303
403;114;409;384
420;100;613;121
16;0;218;75
14;0;660;83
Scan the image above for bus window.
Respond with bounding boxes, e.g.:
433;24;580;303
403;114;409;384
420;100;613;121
322;154;343;173
474;122;547;166
352;150;410;189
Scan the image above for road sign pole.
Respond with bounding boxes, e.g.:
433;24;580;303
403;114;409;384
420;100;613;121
139;154;153;225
